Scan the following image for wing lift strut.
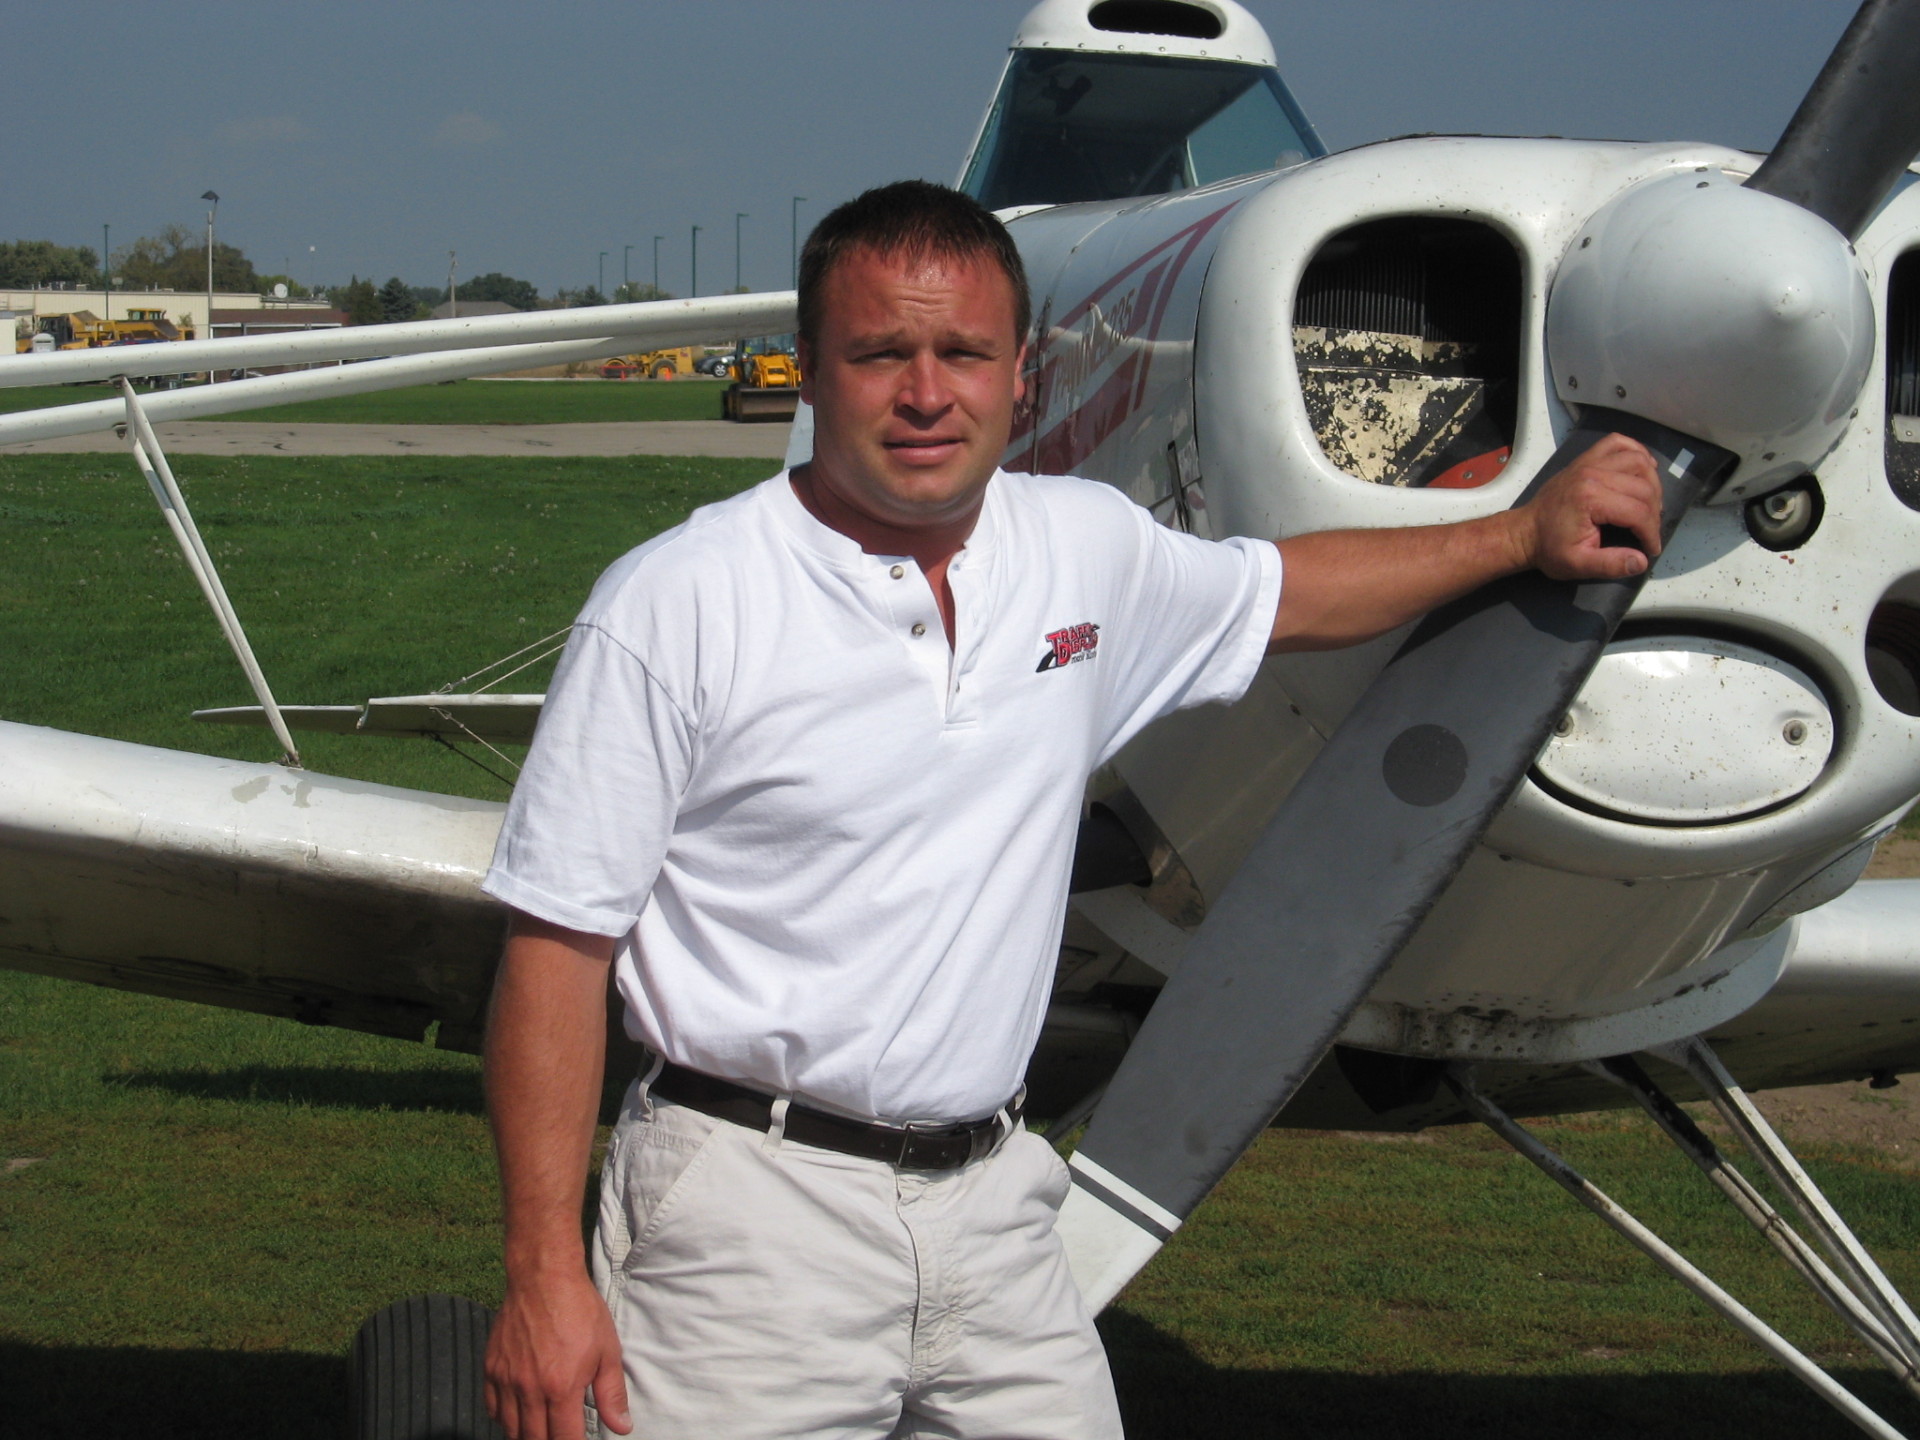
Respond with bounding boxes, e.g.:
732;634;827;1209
115;377;301;768
1451;1037;1920;1439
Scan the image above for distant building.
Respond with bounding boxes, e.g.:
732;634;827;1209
1;285;336;342
431;298;520;321
209;307;346;339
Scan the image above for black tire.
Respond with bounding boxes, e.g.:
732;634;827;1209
650;361;676;380
350;1293;505;1440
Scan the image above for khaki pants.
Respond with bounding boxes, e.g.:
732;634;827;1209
587;1078;1124;1440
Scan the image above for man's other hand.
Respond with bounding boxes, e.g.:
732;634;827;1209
485;1270;632;1440
1516;433;1665;581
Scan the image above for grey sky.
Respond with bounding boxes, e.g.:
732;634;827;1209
6;1;1859;297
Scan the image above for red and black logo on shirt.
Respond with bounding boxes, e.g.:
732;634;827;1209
1037;622;1100;672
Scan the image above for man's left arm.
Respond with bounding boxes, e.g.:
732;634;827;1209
1268;433;1663;654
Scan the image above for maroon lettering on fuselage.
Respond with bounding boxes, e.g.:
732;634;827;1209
1013;199;1244;474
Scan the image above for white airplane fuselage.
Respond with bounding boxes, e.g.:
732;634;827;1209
997;136;1920;1071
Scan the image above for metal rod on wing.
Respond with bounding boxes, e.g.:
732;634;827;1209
1449;1067;1910;1440
117;379;301;768
0;335;632;447
1657;1037;1920;1368
0;290;798;390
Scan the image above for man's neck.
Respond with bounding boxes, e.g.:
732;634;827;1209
789;462;983;574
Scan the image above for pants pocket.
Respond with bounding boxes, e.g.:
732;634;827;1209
601;1104;722;1281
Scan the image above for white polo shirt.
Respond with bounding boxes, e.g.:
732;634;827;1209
483;469;1281;1124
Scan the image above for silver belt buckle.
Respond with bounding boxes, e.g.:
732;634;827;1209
897;1118;965;1169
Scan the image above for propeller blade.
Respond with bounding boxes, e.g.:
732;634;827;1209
1060;411;1735;1308
1747;0;1920;238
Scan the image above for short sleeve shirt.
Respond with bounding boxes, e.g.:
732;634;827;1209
483;470;1281;1123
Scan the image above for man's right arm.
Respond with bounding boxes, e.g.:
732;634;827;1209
482;912;633;1440
1267;434;1664;653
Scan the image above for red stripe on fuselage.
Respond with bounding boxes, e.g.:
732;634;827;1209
1035;353;1141;475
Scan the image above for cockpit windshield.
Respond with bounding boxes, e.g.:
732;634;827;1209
960;50;1323;211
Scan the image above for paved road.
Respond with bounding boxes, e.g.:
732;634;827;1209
0;419;792;459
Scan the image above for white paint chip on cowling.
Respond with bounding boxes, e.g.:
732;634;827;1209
1534;635;1834;825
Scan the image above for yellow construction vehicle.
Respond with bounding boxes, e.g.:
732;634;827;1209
721;334;803;421
599;346;701;380
17;310;184;353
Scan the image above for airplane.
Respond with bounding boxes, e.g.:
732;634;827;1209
5;0;1920;1434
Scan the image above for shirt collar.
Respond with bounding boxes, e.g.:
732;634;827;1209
767;467;1003;571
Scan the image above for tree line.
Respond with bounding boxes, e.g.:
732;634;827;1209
0;232;302;299
2;233;677;325
330;275;677;324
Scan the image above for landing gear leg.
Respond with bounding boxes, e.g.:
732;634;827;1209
1447;1063;1910;1440
1590;1049;1920;1397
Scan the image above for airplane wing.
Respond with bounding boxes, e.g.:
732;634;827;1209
0;294;805;1049
0;290;799;446
0;719;506;1052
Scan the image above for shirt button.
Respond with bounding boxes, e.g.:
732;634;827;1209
911;623;927;637
889;564;905;579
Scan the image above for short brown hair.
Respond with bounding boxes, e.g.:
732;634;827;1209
797;180;1032;346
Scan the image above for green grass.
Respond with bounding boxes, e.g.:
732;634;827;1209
1106;1115;1920;1437
5;981;1917;1439
0;451;767;796
0;450;764;1437
3;452;1919;1438
0;376;734;425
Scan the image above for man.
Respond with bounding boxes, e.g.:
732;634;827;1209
480;181;1662;1440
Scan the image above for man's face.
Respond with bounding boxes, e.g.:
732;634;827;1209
799;245;1026;532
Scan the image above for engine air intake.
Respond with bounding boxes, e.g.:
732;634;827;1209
1293;218;1521;488
1867;598;1920;716
1088;1;1224;39
1886;249;1920;510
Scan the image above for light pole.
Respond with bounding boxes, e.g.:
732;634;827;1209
652;235;662;296
791;196;806;288
101;223;110;323
200;190;219;376
734;212;748;292
690;225;701;297
448;250;458;319
623;243;634;299
598;251;607;300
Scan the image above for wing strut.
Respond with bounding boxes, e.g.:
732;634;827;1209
118;377;301;767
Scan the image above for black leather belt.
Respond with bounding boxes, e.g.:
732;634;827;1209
649;1061;1021;1171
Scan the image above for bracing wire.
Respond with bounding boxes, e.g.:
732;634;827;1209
436;627;571;695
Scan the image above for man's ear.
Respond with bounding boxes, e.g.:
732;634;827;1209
1011;341;1029;405
797;335;814;406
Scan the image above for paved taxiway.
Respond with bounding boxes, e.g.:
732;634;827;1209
0;419;793;459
